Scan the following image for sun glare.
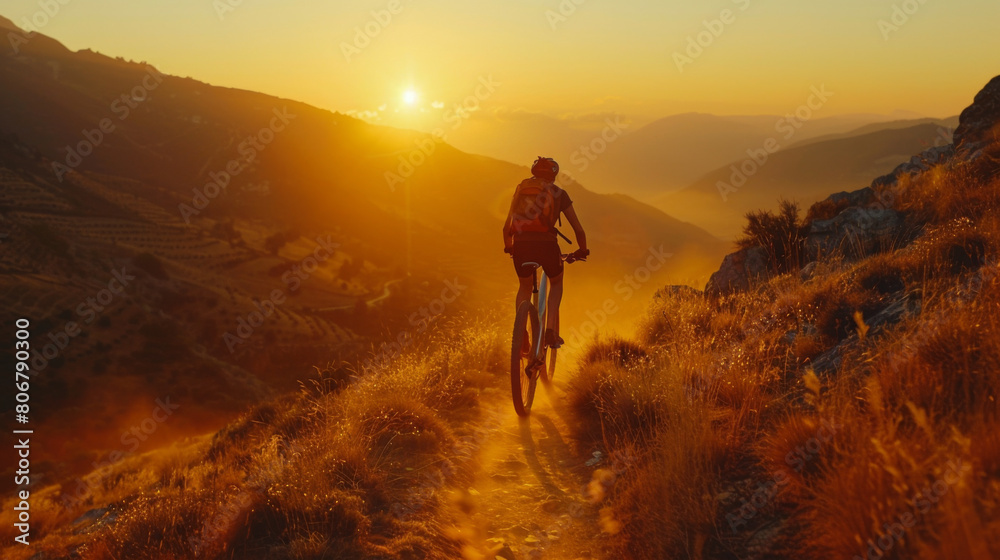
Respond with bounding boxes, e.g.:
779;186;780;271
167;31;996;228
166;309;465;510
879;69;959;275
403;89;419;105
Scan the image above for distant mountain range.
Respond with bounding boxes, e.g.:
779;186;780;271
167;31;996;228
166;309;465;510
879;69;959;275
444;109;943;200
658;117;959;239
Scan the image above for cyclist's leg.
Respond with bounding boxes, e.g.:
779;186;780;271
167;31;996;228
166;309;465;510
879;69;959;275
511;244;534;309
512;244;535;354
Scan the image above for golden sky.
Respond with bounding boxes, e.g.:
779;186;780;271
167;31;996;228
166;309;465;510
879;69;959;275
6;0;1000;123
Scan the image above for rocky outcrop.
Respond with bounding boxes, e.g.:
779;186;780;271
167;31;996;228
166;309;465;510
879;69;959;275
804;205;903;261
705;246;769;296
954;75;1000;150
871;144;955;189
704;74;1000;295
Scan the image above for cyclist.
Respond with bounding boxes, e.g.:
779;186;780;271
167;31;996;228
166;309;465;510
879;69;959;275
503;157;589;351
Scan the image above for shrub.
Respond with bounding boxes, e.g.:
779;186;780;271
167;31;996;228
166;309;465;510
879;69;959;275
737;199;805;274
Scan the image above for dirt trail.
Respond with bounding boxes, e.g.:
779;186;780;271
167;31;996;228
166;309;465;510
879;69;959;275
457;375;613;560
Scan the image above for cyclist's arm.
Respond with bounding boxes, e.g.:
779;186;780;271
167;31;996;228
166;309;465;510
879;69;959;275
563;204;587;252
502;199;515;251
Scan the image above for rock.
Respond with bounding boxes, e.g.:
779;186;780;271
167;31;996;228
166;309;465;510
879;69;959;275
799;261;819;282
866;296;920;332
654;284;703;299
871;144;955;189
804;206;903;261
541;498;564;514
506;525;530;538
827;187;877;208
584;450;603;467
705;246;770;296
495;544;517;560
954;75;1000;150
71;507;117;535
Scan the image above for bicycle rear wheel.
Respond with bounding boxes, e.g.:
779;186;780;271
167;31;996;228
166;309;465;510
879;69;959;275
511;300;540;416
542;347;557;385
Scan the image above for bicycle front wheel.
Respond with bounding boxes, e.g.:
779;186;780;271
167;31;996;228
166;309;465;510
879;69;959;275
511;300;540;416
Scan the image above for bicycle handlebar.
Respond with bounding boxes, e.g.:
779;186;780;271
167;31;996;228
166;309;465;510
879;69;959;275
563;253;588;264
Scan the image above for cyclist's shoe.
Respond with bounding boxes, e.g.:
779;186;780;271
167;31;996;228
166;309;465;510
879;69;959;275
520;329;531;356
544;328;564;349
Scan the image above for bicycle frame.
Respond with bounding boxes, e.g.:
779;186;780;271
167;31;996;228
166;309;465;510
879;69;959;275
529;264;548;360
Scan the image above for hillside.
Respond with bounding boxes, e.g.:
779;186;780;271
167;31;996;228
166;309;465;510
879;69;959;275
661;119;961;239
564;74;1000;557
4;74;994;560
569;112;916;197
0;17;726;490
787;116;959;149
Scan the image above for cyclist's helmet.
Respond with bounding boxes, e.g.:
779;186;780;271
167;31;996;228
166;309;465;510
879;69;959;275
531;156;559;181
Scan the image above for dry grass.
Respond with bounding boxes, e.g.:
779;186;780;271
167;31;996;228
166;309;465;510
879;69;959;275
564;156;1000;558
0;314;506;560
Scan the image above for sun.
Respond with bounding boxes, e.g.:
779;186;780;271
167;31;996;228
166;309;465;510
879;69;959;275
403;89;419;106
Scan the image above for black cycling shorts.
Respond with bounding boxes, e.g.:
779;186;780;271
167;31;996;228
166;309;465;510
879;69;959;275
511;240;563;278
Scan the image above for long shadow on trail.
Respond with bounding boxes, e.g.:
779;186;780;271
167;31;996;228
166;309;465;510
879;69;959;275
517;413;569;498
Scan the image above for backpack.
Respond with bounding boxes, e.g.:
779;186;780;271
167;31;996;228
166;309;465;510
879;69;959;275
510;177;560;236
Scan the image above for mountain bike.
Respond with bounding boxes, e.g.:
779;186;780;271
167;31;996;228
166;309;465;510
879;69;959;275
510;253;585;416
